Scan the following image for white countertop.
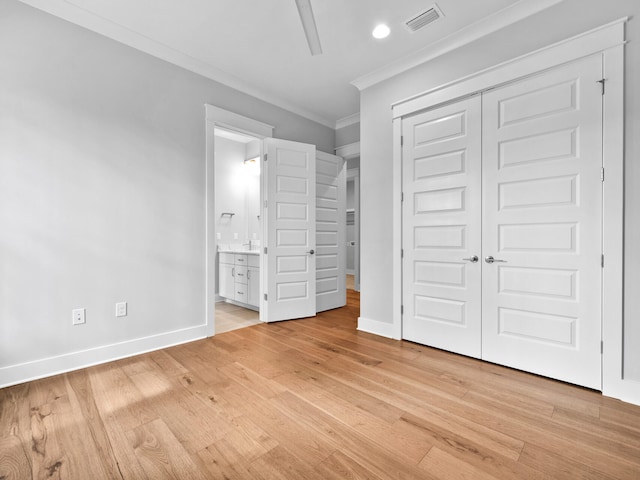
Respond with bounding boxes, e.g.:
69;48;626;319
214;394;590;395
218;243;260;255
218;249;260;255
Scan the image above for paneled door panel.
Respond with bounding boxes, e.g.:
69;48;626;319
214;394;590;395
316;151;346;312
402;96;482;358
263;138;316;322
481;55;603;389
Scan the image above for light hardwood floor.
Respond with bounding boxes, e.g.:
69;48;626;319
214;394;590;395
346;273;355;290
2;290;640;479
216;301;260;334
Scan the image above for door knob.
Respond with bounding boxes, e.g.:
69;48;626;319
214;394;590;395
485;256;506;264
462;256;479;263
307;249;315;255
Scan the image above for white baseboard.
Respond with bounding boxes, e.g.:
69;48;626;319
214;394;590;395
0;324;208;389
603;381;640;407
357;316;398;340
346;269;355;275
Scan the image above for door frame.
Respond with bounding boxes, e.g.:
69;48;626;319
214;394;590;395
205;105;274;336
391;19;632;403
336;142;361;291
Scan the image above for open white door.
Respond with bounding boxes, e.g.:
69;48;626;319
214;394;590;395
262;138;316;322
316;151;346;312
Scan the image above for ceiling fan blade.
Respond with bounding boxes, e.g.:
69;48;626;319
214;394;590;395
294;0;323;56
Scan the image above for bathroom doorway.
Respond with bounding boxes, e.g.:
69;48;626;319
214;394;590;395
206;105;347;335
214;127;262;333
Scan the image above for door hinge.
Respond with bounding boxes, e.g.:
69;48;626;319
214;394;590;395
401;305;404;315
264;293;268;301
400;135;404;147
601;167;605;182
601;340;604;354
601;254;605;268
597;78;606;95
264;153;268;162
264;200;268;208
264;247;268;254
401;249;404;258
401;192;404;203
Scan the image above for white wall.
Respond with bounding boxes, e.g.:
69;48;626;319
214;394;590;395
359;0;640;381
214;136;251;245
0;0;334;386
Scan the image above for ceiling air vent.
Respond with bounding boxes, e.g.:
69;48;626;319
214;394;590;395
404;4;444;32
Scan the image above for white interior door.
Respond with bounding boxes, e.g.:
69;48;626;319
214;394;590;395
481;55;603;389
262;138;316;322
402;96;483;358
316;151;346;312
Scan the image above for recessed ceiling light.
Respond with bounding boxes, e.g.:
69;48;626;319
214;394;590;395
372;24;390;39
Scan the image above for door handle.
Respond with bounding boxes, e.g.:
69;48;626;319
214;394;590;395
462;256;479;263
485;256;506;264
307;249;315;255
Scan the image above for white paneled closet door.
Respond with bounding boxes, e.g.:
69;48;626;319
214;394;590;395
481;55;603;389
401;55;604;389
402;96;483;358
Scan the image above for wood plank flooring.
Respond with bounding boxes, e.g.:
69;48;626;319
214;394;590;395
2;290;640;479
216;301;260;334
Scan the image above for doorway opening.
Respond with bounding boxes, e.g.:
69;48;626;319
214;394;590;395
346;162;360;292
214;127;262;333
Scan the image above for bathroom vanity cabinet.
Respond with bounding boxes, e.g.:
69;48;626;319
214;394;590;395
219;252;260;310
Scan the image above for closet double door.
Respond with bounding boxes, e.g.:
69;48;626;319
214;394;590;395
402;55;604;389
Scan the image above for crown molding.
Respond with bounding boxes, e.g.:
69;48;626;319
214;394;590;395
335;141;360;160
335;113;360;130
351;0;565;91
17;0;336;129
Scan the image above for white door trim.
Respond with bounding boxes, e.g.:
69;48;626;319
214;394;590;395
391;20;635;404
205;105;274;336
392;18;627;119
347;169;361;292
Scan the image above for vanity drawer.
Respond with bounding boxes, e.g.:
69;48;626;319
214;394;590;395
234;266;248;284
219;252;235;265
234;283;248;302
234;254;248;265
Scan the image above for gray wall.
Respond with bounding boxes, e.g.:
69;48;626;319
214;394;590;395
0;0;333;379
359;0;640;380
336;122;360;148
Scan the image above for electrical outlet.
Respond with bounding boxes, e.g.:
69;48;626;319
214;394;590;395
115;302;127;317
72;308;86;325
